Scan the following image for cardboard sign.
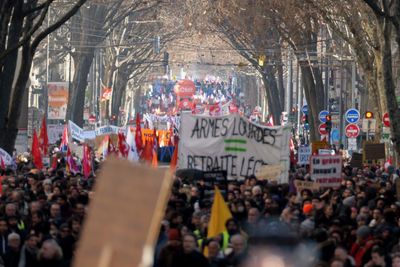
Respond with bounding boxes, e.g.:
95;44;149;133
349;152;363;169
298;146;311;165
73;160;172;267
311;141;329;154
202;171;228;198
363;143;385;161
255;164;282;182
294;180;320;192
178;113;291;181
310;155;342;188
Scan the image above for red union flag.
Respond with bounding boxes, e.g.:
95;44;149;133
101;87;112;101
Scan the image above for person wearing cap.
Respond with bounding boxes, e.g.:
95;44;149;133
300;203;315;237
350;226;376;267
157;229;182;267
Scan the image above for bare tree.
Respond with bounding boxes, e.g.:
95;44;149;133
0;0;87;154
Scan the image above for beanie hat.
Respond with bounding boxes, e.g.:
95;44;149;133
168;229;181;241
303;203;313;215
356;225;370;239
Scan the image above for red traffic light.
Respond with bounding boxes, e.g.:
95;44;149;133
365;111;374;119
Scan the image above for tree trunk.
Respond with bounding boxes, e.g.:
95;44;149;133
381;19;400;160
67;51;94;127
301;65;320;142
111;72;128;125
261;69;282;124
0;1;23;146
0;44;33;154
277;64;285;111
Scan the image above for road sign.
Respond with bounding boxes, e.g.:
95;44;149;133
331;128;340;144
362;119;376;133
319;110;329;123
345;108;360;124
302;105;308;115
88;115;96;124
348;138;357;151
319;123;327;135
345;123;360;138
383;112;390;127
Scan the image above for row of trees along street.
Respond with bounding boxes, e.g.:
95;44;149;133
0;0;399;161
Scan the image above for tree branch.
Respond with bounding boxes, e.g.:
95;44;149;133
31;0;88;50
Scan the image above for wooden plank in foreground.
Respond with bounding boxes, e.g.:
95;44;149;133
73;159;172;267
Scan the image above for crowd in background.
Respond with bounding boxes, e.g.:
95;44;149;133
154;160;400;267
0;155;94;267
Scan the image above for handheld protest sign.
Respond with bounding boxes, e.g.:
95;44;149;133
310;155;342;189
255;164;282;182
73;159;173;267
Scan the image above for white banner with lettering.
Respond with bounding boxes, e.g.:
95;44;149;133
310;155;342;188
178;113;291;182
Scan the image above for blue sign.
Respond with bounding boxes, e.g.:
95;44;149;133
331;128;340;144
301;105;308;115
319;110;329;123
345;108;360;124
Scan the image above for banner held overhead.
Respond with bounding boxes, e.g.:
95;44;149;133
178;113;291;182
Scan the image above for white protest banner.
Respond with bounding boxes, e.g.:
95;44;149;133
84;130;96;140
48;125;64;144
310;155;342;188
298;146;311;165
95;125;123;136
68;121;85;142
0;148;13;166
178;113;291;182
318;149;335;155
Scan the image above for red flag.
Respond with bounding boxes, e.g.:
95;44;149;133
170;137;179;172
0;157;5;170
39;116;49;155
51;156;58;170
31;129;43;170
118;132;129;158
142;140;153;163
152;129;158;168
82;144;92;179
135;113;143;155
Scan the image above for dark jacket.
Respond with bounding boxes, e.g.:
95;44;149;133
171;250;210;267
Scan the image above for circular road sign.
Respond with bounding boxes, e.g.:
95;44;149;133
319;110;329;123
345;123;360;138
301;105;308;115
345;108;360;124
383;112;390;127
319;123;327;135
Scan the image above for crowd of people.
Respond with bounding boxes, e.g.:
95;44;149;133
154;160;400;267
0;154;93;267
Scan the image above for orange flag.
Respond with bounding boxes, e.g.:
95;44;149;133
170;138;179;172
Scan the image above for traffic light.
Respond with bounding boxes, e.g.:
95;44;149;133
305;114;309;124
365;111;374;119
163;52;169;67
326;114;332;131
